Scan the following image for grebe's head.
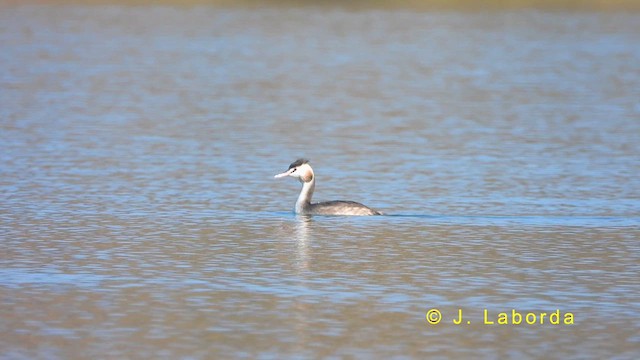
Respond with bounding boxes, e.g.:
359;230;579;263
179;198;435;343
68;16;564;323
274;158;314;183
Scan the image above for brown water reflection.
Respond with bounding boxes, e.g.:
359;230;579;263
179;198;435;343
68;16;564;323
2;215;638;358
1;4;639;359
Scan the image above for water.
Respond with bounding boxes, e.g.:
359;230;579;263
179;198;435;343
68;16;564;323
1;4;639;359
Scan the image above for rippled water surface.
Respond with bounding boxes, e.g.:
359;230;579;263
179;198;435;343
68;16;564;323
1;4;639;359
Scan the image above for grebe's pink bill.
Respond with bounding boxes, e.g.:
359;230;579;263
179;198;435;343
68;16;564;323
274;159;382;216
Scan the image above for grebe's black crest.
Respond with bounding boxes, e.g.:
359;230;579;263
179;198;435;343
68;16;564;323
288;158;309;169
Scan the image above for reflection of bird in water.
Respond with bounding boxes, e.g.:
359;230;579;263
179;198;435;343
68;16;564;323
274;159;382;216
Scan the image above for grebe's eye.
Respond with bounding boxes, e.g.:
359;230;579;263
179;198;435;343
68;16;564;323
291;168;297;173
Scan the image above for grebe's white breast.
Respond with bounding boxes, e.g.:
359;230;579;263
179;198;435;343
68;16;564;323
274;159;382;216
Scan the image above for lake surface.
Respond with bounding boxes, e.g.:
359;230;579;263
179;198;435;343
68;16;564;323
1;4;639;359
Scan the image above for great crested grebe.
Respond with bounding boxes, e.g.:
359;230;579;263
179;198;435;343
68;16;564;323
274;159;382;216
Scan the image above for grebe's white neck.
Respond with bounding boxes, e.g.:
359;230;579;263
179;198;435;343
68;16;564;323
295;170;315;214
